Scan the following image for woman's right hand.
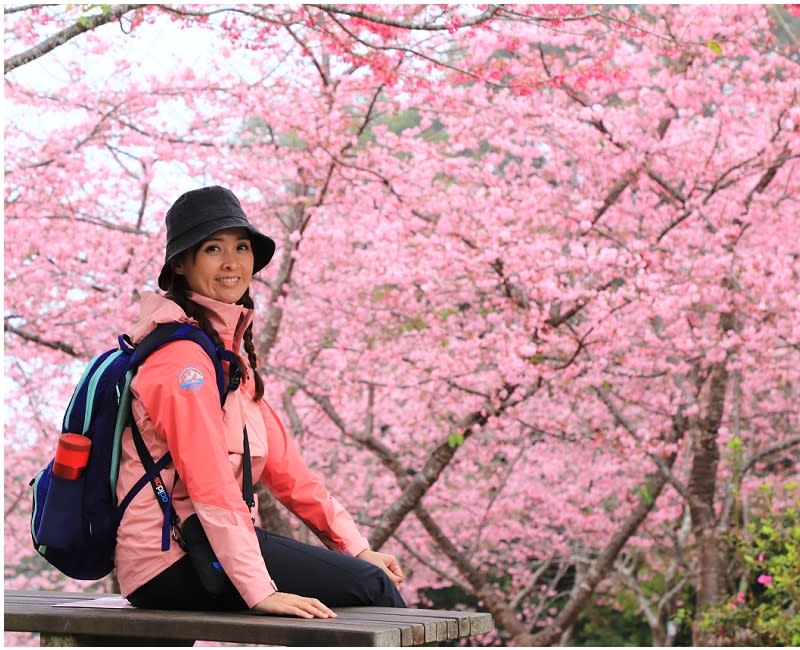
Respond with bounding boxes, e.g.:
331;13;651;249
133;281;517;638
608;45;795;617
253;591;337;618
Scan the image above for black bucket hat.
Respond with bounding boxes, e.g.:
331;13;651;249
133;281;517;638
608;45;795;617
157;185;276;290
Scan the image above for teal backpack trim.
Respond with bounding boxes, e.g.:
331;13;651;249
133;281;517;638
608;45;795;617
81;351;124;435
110;369;136;502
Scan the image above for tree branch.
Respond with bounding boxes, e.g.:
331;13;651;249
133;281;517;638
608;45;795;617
527;449;680;645
742;435;800;475
309;4;502;31
743;150;794;211
4;4;59;14
282;22;330;87
368;382;542;549
521;405;690;645
646;165;687;205
509;556;556;611
393;533;471;592
413;503;529;638
594;385;692;502
4;321;81;357
23;213;146;235
5;4;141;74
591;170;638;226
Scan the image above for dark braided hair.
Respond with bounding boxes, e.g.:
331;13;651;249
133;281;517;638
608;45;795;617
161;247;265;402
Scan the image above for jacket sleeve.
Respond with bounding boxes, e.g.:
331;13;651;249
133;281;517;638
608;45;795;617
258;402;370;557
133;340;276;608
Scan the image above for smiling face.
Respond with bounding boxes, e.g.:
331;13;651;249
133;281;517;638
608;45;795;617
173;228;255;304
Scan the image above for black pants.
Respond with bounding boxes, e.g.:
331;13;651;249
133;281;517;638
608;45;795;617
127;528;406;611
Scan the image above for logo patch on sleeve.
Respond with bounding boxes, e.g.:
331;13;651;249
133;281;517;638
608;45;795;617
177;366;204;391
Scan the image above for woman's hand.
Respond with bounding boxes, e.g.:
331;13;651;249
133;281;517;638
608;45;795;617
357;548;405;586
253;591;337;618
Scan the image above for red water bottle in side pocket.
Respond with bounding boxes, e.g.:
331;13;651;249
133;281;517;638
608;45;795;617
52;434;91;479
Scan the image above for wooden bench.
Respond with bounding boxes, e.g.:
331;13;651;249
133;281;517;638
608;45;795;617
4;589;493;646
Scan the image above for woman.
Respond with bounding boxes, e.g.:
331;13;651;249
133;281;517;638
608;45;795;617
114;185;405;617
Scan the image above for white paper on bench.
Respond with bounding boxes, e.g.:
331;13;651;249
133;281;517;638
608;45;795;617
52;597;133;609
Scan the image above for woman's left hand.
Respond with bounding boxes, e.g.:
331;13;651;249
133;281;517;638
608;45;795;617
357;548;404;586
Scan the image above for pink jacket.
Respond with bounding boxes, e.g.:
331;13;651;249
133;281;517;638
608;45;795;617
114;291;369;608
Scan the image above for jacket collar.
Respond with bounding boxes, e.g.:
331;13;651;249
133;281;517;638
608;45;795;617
187;291;254;350
131;291;254;352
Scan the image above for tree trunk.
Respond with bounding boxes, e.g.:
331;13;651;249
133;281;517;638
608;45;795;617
651;622;666;647
255;483;296;538
526;461;674;646
688;311;734;644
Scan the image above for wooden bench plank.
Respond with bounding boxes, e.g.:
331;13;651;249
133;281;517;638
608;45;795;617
336;613;423;646
336;612;451;644
5;591;401;646
11;607;403;647
341;606;487;637
40;633;193;647
4;590;493;647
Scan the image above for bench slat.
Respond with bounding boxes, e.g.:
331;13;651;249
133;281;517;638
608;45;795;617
335;612;431;644
339;606;488;636
4;590;493;647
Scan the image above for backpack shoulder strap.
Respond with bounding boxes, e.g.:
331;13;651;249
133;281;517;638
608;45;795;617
117;322;241;551
123;322;241;406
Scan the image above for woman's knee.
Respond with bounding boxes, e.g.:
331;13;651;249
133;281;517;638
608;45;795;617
364;565;406;607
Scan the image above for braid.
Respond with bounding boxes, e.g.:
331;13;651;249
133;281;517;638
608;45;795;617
162;265;263;402
237;290;265;401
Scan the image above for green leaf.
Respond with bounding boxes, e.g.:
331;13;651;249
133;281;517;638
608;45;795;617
447;433;465;448
277;129;308;151
384;108;421;134
728;437;744;451
707;40;724;56
401;317;429;332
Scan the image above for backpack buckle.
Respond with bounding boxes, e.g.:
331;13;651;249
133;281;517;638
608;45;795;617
118;334;135;354
172;524;187;552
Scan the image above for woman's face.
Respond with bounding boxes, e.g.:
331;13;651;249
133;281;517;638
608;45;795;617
174;228;254;303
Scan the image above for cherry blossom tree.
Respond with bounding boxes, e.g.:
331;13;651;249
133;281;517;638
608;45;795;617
5;4;799;646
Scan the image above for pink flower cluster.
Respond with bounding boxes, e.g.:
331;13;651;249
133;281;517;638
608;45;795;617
757;574;773;587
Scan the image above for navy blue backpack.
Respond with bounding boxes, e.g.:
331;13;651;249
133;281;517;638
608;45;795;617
30;322;240;580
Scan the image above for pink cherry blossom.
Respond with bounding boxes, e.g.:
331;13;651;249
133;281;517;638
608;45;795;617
4;5;799;648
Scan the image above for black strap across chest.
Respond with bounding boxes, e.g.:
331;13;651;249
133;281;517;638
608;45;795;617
132;422;255;551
